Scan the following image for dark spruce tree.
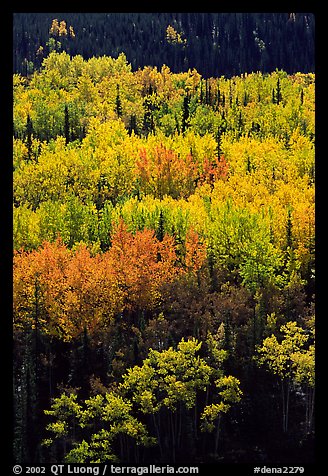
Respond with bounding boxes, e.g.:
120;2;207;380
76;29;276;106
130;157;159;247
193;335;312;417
13;13;315;78
25;114;34;161
64;105;70;144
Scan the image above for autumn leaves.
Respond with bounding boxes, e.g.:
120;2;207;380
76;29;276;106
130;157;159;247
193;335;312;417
12;51;315;463
14;223;206;342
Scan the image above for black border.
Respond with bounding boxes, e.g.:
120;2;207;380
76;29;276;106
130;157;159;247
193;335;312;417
4;6;322;475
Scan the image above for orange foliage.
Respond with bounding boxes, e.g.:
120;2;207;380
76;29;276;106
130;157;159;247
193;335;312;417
106;221;179;311
185;229;207;272
136;145;198;198
13;238;71;337
13;238;118;340
13;223;206;341
199;155;229;186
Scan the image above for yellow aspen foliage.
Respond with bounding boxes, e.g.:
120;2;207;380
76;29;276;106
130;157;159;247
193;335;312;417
49;19;60;36
59;20;67;36
69;25;75;38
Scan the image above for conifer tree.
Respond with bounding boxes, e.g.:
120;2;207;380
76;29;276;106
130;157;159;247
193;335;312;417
64;105;70;144
25;114;34;161
182;94;190;133
115;84;123;118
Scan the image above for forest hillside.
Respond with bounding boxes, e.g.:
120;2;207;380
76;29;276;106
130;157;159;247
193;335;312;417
13;13;315;469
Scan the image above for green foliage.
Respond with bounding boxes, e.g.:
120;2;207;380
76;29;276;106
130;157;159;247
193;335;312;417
256;321;315;434
43;338;241;462
13;43;315;464
256;321;310;380
43;391;155;463
200;375;242;432
121;338;213;412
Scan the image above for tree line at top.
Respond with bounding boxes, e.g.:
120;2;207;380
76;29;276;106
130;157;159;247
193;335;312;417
13;12;315;78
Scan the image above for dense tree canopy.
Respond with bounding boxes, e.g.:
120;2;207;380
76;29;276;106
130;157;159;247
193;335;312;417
13;15;315;468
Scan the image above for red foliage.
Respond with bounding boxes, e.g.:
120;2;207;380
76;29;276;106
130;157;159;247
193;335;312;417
199;154;229;186
14;223;206;340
